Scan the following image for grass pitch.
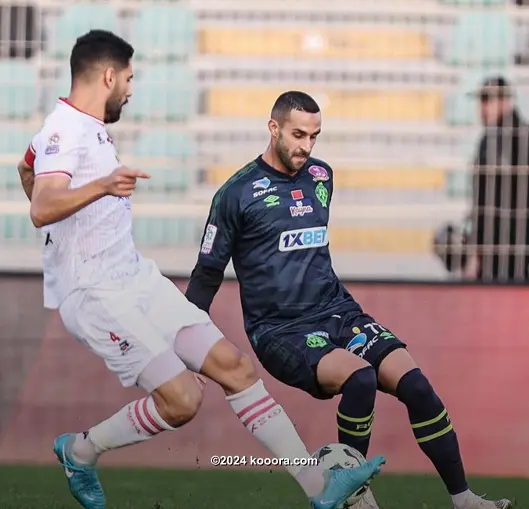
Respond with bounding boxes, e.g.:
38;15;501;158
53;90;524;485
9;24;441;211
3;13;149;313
0;465;526;509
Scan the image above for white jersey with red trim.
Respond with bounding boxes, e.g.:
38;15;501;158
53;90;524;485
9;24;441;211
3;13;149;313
26;98;139;309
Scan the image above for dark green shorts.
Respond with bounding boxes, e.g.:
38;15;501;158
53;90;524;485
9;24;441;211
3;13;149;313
253;312;406;399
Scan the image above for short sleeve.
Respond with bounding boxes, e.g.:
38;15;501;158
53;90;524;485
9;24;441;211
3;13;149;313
197;186;241;270
33;126;85;179
23;134;38;169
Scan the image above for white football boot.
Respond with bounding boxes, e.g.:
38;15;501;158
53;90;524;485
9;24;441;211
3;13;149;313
349;488;380;509
453;492;513;509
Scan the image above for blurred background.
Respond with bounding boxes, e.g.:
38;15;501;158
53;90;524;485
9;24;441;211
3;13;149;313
3;0;529;279
1;0;529;507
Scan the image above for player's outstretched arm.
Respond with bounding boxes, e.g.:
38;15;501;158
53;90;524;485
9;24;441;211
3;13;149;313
30;166;150;228
30;174;107;228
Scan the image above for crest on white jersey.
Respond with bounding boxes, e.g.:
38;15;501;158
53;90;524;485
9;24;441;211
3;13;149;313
45;133;60;155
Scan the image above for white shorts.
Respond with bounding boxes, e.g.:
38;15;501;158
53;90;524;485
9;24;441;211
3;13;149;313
59;259;223;391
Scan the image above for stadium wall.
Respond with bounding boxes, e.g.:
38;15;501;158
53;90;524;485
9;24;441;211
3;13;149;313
0;276;528;477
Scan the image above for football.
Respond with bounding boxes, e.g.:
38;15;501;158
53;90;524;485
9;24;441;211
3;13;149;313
312;443;369;508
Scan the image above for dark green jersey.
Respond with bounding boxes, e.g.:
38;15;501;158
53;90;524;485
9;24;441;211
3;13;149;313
195;155;359;339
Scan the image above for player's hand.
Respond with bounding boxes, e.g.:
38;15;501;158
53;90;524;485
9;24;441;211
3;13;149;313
101;166;151;197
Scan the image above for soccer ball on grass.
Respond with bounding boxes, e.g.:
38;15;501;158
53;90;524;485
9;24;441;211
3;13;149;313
312;443;369;508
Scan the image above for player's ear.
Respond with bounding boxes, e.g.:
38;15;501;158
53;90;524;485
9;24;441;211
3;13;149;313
103;68;116;90
268;119;280;138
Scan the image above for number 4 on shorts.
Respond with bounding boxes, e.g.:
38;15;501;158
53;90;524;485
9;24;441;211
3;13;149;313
109;332;131;355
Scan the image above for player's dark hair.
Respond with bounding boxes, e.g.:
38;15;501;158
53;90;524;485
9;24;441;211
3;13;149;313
271;91;320;125
70;29;134;81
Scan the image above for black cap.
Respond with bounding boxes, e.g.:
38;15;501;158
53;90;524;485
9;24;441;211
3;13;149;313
469;76;513;100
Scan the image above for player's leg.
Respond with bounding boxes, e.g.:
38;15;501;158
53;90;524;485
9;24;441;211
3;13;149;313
55;287;204;509
175;329;324;493
377;348;512;509
318;351;377;458
136;272;325;500
341;313;511;509
144;267;384;508
74;358;203;462
313;324;383;509
251;326;385;509
56;368;202;509
172;323;383;509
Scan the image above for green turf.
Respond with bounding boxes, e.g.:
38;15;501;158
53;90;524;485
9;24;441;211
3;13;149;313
0;466;526;509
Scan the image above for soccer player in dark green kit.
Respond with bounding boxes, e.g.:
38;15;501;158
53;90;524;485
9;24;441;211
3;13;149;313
186;91;512;509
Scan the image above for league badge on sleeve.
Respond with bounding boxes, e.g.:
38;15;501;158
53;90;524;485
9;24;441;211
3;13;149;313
200;224;217;254
45;133;60;155
308;165;329;182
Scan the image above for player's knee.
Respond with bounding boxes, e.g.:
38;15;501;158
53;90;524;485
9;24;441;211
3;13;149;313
340;364;378;396
152;373;203;427
201;339;259;394
161;388;202;427
222;350;259;395
317;348;372;395
396;368;437;407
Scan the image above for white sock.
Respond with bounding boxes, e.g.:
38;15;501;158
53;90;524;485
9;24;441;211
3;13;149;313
452;489;475;508
226;379;325;497
71;396;174;465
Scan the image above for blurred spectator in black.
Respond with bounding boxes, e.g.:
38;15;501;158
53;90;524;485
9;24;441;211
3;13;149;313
435;76;529;282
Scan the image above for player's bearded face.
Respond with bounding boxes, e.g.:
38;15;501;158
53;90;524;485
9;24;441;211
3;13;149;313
105;88;127;124
276;130;311;174
274;110;321;174
104;66;132;124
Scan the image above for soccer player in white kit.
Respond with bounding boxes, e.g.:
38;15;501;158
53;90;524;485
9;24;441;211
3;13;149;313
19;30;384;509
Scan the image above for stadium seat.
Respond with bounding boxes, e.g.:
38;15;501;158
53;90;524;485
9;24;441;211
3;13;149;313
132;130;195;160
0;166;23;191
207;165;446;190
0;128;34;156
446;170;471;198
447;11;514;67
206;89;442;122
199;28;432;60
0;213;36;241
48;71;73;114
516;92;529;121
46;4;119;58
131;6;195;60
0;61;38;119
205;166;234;186
334;167;446;190
133;217;195;246
445;72;481;126
125;64;196;122
53;71;70;102
329;226;433;253
459;135;480;163
137;167;192;193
